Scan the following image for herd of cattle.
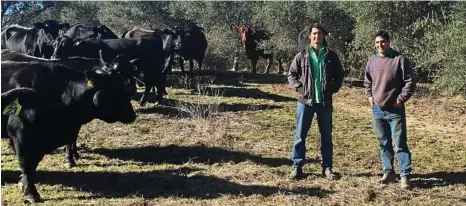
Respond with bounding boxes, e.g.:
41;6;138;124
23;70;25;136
0;19;212;203
0;20;285;203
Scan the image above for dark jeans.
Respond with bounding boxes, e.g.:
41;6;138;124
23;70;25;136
291;102;333;171
371;104;412;177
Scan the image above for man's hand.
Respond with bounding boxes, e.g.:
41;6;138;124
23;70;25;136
393;99;404;108
368;97;374;106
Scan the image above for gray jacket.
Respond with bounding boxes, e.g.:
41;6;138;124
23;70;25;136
288;45;344;106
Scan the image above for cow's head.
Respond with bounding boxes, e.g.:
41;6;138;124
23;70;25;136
51;36;75;59
235;26;269;44
34;20;69;39
85;67;136;124
173;25;204;51
94;25;118;39
98;51;137;98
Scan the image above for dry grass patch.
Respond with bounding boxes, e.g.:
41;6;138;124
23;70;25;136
2;72;465;205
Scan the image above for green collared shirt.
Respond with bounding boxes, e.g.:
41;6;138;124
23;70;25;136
376;47;395;58
309;44;325;103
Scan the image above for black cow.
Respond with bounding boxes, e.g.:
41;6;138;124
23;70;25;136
173;23;208;75
120;27;177;95
2;49;136;167
51;36;164;105
1;20;69;58
1;60;136;203
65;24;118;39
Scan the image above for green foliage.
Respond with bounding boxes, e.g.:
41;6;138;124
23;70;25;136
1;1;464;95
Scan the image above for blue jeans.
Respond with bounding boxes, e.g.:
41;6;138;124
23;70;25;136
291;102;333;171
371;104;412;177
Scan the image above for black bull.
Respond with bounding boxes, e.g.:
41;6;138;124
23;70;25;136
1;60;136;203
2;49;137;167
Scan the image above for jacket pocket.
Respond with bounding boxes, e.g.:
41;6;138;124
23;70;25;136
296;85;305;96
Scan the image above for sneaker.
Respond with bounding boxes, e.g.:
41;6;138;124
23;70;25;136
289;167;303;180
324;169;336;180
377;173;396;184
400;176;411;189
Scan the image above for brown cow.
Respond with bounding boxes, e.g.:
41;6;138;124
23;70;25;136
235;26;283;74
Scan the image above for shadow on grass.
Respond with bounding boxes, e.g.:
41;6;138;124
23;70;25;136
90;144;319;167
411;171;466;189
136;99;282;117
211;87;295;102
2;168;332;199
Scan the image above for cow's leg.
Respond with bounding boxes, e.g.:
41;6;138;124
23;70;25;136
63;128;80;168
18;152;44;203
197;58;203;76
64;144;76;168
251;59;258;73
189;59;194;76
154;73;165;104
264;58;272;74
179;57;185;73
7;138;16;154
277;58;284;74
140;83;152;105
64;143;80;168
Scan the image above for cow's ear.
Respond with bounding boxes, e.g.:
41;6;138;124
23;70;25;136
34;23;44;29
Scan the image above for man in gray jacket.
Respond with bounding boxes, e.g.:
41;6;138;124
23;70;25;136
364;30;416;189
288;23;344;180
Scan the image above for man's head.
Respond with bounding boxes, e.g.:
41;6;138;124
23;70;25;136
374;30;390;56
308;23;327;49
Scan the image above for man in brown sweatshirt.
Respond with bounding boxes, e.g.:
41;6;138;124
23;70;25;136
364;30;416;189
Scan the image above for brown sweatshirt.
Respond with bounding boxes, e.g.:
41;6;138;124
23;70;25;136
364;50;416;108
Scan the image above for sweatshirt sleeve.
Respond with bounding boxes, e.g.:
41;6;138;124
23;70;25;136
363;61;372;98
287;53;302;89
397;56;416;102
332;52;344;93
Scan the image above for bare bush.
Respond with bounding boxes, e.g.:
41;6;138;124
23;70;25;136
175;77;224;119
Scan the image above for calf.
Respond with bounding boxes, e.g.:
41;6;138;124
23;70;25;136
1;20;69;58
51;36;164;105
235;25;283;74
1;60;136;203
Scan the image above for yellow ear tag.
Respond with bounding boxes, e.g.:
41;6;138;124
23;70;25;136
87;80;94;87
2;98;22;116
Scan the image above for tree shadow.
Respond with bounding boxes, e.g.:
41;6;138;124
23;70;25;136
411;171;466;189
2;169;332;199
136;99;282;117
211;87;295;102
90;144;318;167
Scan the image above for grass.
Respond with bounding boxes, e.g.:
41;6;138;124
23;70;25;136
1;71;466;205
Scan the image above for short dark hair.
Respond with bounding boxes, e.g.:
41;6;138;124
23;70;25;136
374;30;390;42
310;23;327;35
